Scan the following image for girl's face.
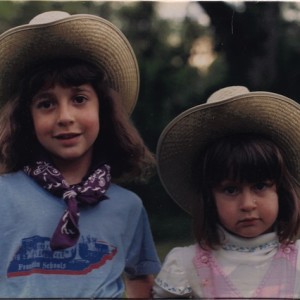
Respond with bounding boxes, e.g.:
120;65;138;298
212;180;279;238
31;83;100;168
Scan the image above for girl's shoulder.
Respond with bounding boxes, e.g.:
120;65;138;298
0;171;44;210
162;244;197;270
107;182;140;197
0;170;32;187
166;244;197;258
106;183;143;205
153;245;197;297
0;170;25;179
97;183;147;215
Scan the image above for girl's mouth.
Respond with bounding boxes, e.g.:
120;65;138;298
238;218;260;226
54;133;81;140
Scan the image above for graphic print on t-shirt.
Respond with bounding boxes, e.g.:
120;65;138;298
7;235;117;277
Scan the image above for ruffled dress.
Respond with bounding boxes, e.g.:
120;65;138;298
153;228;300;298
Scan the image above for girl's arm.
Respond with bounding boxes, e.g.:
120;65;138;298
125;274;154;298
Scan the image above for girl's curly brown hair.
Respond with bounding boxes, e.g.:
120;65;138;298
0;58;155;182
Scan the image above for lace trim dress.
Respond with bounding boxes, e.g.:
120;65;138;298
153;228;300;298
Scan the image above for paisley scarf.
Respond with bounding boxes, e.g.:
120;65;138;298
24;160;111;250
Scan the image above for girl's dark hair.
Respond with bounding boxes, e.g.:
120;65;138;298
0;58;155;182
193;133;300;249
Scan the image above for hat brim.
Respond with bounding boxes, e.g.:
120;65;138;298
157;92;300;214
0;14;139;114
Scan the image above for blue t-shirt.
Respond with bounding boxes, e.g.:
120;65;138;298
0;171;161;298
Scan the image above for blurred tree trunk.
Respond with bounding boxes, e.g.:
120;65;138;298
200;1;280;90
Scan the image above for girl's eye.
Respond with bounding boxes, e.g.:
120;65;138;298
254;182;266;190
223;186;239;195
73;95;87;105
35;99;55;110
253;181;274;191
214;181;240;196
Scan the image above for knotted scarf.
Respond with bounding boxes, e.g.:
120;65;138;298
24;160;111;251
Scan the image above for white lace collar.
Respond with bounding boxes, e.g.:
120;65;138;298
219;226;279;253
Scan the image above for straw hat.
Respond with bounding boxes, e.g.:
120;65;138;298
0;11;139;114
157;86;300;214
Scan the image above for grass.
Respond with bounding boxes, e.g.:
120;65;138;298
149;212;194;261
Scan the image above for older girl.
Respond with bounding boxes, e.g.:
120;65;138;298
0;11;160;298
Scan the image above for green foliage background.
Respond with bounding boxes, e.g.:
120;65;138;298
1;1;299;258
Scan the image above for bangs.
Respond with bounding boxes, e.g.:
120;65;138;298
201;134;284;187
21;58;106;101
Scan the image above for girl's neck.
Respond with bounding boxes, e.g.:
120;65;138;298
51;155;92;185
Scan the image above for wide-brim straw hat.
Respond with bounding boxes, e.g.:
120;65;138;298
157;86;300;214
0;11;139;114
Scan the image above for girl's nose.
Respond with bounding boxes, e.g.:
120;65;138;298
239;190;257;211
57;102;74;126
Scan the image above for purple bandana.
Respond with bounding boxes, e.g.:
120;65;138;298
24;161;111;251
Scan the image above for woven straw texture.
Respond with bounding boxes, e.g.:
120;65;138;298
0;14;139;114
157;92;300;214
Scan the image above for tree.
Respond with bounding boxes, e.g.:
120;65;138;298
200;1;280;91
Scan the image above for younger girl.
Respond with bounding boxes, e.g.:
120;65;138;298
153;86;300;298
0;11;160;298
